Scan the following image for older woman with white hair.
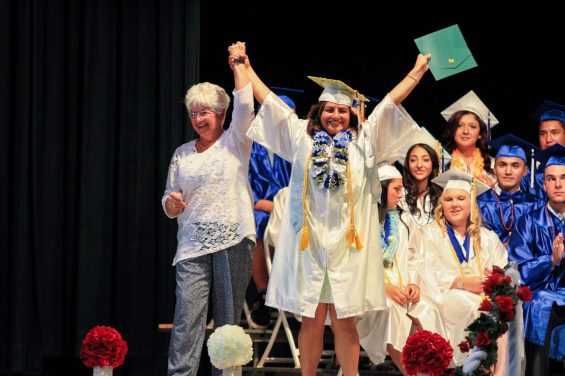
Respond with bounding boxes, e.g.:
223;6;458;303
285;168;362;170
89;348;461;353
162;43;255;376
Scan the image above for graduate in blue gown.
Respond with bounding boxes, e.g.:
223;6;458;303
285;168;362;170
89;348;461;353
522;100;565;200
508;145;565;374
478;134;543;246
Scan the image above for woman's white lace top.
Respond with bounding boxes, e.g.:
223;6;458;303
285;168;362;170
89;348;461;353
162;83;255;265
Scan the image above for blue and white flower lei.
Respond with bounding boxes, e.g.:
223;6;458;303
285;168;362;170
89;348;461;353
381;210;400;262
310;129;353;191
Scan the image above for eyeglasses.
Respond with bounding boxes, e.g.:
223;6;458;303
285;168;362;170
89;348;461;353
189;110;215;119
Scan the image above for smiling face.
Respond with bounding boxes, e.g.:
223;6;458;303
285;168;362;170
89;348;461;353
454;113;482;149
408;145;433;184
189;105;225;141
320;102;351;135
441;188;471;228
494;156;527;192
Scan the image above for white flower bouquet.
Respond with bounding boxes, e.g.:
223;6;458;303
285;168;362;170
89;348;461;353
207;324;253;369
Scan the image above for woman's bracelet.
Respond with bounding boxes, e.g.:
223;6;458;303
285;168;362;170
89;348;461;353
406;74;419;83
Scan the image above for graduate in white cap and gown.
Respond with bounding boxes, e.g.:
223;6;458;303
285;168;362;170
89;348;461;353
400;127;450;229
441;90;498;188
508;144;565;375
237;45;431;376
413;169;508;369
356;163;446;375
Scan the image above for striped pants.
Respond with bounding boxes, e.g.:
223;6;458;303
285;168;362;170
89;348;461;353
168;238;254;376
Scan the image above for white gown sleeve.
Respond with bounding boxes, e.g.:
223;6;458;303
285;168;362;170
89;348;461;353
246;92;307;163
362;94;421;165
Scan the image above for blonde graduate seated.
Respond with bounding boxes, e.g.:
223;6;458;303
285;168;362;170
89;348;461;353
412;169;508;373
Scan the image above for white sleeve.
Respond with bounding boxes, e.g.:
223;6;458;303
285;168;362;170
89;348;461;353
362;94;421;165
246;92;307;163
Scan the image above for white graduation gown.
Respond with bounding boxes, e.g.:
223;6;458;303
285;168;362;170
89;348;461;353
356;211;446;365
413;222;508;365
247;93;421;319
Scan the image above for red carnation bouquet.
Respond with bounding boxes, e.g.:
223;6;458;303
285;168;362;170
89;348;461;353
455;264;532;375
401;330;453;376
80;325;128;369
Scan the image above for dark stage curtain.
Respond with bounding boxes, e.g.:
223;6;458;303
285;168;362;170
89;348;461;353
0;0;201;374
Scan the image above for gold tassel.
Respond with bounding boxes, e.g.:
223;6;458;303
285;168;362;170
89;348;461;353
436;141;442;175
300;225;309;251
347;226;363;250
300;154;312;252
354;232;363;250
345;160;363;250
471;177;477;224
347;226;355;246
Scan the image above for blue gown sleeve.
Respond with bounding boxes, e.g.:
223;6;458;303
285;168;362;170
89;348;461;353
508;209;556;291
249;142;272;205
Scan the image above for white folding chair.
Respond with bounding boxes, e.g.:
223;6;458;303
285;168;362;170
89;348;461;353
256;188;301;368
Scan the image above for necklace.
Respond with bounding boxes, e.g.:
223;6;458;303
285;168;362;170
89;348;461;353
493;192;514;233
383;254;404;289
446;224;483;279
447;224;471;263
451;148;494;187
310;129;353;190
381;210;400;264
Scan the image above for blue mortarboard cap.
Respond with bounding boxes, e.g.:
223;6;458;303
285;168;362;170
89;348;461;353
536;144;565;170
489;133;540;163
546;156;565;169
532;100;565;123
257;86;303;113
278;95;296;110
495;146;527;163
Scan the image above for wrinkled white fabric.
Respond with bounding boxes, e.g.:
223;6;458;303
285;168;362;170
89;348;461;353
162;83;256;265
247;93;421;319
413;222;508;365
357;211;446;365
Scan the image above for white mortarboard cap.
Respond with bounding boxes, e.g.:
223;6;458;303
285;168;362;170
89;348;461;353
378;164;402;181
431;168;490;196
407;127;452;168
441;90;499;127
308;76;368;107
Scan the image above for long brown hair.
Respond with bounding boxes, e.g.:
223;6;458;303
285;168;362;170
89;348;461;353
402;143;442;216
442;110;492;174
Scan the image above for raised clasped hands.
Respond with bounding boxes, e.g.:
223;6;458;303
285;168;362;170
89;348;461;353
228;41;246;56
228;41;248;69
